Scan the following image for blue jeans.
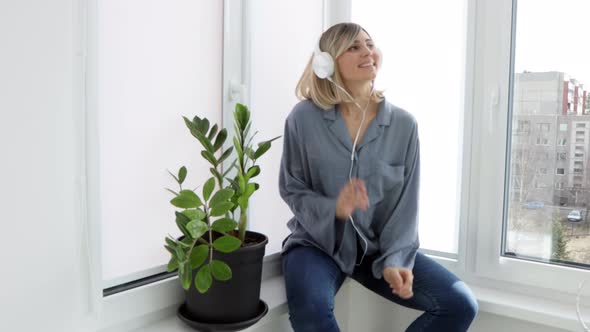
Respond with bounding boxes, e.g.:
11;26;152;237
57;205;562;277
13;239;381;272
282;246;478;332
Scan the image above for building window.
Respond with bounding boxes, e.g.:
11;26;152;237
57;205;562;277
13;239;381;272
557;137;567;145
560;123;568;131
556;152;566;160
515;120;531;135
536;137;549;145
556;168;565;175
537;123;550;132
576;123;586;128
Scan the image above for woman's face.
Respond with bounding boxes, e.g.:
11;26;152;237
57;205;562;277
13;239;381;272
336;30;380;84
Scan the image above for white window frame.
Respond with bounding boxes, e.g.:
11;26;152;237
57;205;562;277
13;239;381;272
471;0;589;296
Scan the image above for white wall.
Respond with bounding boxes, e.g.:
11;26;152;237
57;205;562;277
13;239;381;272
0;0;87;331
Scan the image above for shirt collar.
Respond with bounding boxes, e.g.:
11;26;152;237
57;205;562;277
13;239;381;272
322;98;391;127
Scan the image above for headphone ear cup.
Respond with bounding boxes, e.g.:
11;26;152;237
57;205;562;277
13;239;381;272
312;51;334;79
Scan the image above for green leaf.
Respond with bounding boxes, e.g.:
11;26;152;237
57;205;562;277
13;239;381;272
164;244;176;257
212;218;238;232
203;177;216;202
245;165;260;180
210;260;232;281
197;118;210;135
207;123;218;141
182;209;206;221
201;150;218;167
165;237;177;250
195;264;212;293
175;211;190;224
167;169;180;183
210;188;235;208
196;131;215;152
183;116;197;132
246;147;255;160
175;244;187;261
234;103;250;130
233;136;243;158
260;135;282;145
210;202;234;217
190;244;209;269
254;142;271;160
175;212;191;238
170;190;202;208
180;236;193;247
186;220;208;239
218;147;233;164
167;256;179;272
245;183;256;197
180;260;192;290
178;166;187;184
213;128;228;152
213;235;242;253
185;117;214;152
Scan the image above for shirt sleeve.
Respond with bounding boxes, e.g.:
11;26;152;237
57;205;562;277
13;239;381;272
278;115;338;253
372;122;421;279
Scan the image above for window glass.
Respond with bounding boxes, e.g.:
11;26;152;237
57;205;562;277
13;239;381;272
352;0;468;254
99;1;223;287
507;0;590;266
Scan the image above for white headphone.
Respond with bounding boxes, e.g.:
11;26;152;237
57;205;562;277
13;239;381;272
311;36;381;266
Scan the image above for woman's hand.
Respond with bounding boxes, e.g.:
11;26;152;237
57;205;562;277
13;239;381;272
335;178;369;220
383;266;414;299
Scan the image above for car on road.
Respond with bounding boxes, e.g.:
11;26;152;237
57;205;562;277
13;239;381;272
523;201;544;209
567;210;583;222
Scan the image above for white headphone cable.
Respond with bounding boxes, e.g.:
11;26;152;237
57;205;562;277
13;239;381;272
327;77;375;266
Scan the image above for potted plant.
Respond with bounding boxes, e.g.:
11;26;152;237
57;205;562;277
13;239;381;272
164;103;280;330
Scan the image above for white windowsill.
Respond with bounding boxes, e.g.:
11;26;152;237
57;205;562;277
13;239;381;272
99;254;589;332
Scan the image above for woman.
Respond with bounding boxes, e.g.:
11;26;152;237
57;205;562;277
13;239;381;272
279;22;478;332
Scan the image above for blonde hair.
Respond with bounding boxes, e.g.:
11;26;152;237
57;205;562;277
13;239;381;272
295;22;384;110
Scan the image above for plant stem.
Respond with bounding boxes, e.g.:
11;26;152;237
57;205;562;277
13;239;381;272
238;208;247;242
206;206;213;263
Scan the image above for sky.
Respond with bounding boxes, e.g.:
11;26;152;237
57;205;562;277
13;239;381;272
515;0;590;86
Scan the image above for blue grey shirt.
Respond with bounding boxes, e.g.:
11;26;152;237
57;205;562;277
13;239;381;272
279;98;420;279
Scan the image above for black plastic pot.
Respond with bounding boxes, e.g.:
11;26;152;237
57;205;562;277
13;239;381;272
183;231;268;324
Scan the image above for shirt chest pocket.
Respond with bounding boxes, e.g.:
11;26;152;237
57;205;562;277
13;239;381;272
366;161;405;204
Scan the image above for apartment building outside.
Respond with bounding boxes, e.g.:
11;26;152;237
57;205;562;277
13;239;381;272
510;71;590;209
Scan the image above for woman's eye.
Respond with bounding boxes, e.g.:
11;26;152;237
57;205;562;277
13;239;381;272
348;46;359;51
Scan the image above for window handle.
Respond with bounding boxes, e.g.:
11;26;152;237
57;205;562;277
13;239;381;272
488;86;500;133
